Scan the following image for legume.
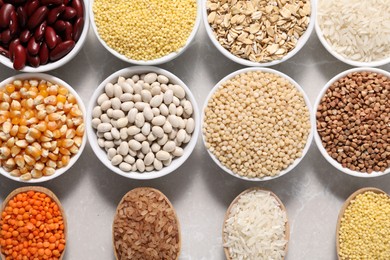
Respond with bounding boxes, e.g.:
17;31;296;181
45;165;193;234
0;0;84;70
0;190;66;259
92;73;194;173
203;70;311;178
317;71;390;173
206;0;311;63
338;191;390;259
93;0;197;61
0;78;84;181
113;187;180;259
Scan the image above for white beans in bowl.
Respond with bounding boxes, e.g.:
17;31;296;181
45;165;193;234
87;67;200;180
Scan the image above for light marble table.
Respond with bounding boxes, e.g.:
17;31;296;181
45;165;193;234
1;22;389;260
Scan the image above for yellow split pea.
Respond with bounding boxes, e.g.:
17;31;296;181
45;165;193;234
93;0;197;61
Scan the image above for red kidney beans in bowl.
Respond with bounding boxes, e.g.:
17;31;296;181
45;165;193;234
0;0;84;70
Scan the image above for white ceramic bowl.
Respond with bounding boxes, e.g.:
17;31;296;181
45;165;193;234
87;66;200;180
0;73;87;183
315;8;390;67
202;0;316;67
201;67;314;181
89;0;201;65
314;67;390;177
0;1;89;72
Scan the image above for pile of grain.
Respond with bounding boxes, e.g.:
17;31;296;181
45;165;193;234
113;188;180;259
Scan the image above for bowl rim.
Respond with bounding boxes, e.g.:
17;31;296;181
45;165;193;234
313;67;390;177
0;73;87;183
86;66;200;180
0;1;90;72
201;67;314;181
89;0;201;65
201;0;317;67
315;6;390;67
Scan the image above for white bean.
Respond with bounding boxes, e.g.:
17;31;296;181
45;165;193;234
111;98;121;110
163;89;173;104
157;134;168;146
157;75;169;84
153;158;163;170
159;103;169;116
172;85;185;99
131;75;139;82
98;138;105;148
119;82;133;93
135;102;148;111
169;130;177;139
135;113;145;128
141;89;152;103
151;143;161;153
152;115;166;126
152;126;164;138
97;132;104;138
133;83;142;94
160;84;169;92
144;73;158;84
92;106;102;118
106;108;114;118
183;133;191;144
133;93;142;102
172;147;184;157
114;84;123;98
104;141;114;149
100;100;111;111
111;128;120;139
131;164;137;171
142;123;151;136
176;106;184;116
112;110;125;119
118;76;125;83
144;152;155;166
152;108;160;116
113;139;122;146
143;106;154;121
168;115;180;128
121;101;134;112
150;95;163;108
119;162;131;172
177;129;186;143
179;117;186;129
134;133;147;142
103;132;113;140
162;156;172;167
97;123;112;133
141;141;150;155
163;141;176;153
163;121;172;133
136;159;145;172
127;126;140;136
120;93;133;102
100;114;110;123
105;83;114;98
173;96;180;106
97;93;109;105
91;118;101;129
145;165;154;172
186;118;195;134
168;103;176;115
156;150;170;161
147;133;157;142
124;155;135;164
118;142;129;156
151;86;161;96
107;148;116;160
127;108;138;123
128;140;142;151
120;128;128;140
117;117;128;128
111;155;123;166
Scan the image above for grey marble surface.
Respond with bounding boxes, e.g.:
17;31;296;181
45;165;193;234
1;21;390;260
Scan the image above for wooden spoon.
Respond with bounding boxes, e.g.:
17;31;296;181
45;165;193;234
0;186;67;260
222;187;290;260
112;187;181;260
336;187;389;260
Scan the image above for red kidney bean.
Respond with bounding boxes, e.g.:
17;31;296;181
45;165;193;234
63;0;69;4
47;3;65;24
63;20;72;40
25;0;39;17
53;19;65;31
19;28;31;42
27;6;48;29
44;25;57;48
49;39;73;61
71;0;82;18
1;29;11;44
27;52;39;67
8;38;19;61
0;0;4;6
61;6;75;20
38;41;48;64
16;6;26;28
33;20;46;41
9;10;19;35
0;45;9;58
0;3;14;28
72;16;83;42
27;36;39;55
40;0;63;5
12;43;26;70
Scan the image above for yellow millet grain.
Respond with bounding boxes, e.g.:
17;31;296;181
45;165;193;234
203;71;311;178
93;0;197;61
339;191;390;260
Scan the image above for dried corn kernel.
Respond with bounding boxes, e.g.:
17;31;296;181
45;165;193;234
0;79;84;180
